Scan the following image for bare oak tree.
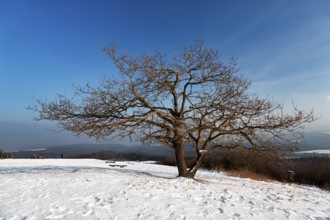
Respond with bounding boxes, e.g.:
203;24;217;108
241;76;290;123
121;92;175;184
30;40;315;178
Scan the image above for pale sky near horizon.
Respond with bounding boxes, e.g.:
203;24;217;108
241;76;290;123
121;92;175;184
1;0;330;150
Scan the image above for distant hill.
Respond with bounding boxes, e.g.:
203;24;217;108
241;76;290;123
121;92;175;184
11;143;178;159
10;131;330;159
298;131;330;151
71;150;169;161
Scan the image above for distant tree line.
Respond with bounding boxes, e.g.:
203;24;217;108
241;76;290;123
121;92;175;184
71;150;168;161
292;157;330;191
0;149;11;159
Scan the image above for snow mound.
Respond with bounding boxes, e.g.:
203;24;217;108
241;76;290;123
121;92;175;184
0;159;329;219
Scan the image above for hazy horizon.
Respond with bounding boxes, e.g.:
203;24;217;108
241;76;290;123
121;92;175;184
2;120;330;152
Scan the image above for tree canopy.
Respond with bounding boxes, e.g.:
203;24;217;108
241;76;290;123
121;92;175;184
30;40;316;178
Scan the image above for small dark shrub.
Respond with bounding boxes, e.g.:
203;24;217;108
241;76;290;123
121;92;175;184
156;157;177;166
157;156;196;168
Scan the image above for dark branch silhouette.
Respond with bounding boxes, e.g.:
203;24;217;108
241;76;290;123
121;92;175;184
29;39;316;178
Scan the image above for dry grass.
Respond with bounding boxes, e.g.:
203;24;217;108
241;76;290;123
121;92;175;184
224;168;274;182
157;150;330;191
323;183;330;191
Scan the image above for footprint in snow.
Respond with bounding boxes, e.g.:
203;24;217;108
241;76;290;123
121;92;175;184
82;209;94;217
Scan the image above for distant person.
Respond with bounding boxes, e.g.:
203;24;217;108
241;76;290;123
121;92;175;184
287;169;295;182
61;154;64;159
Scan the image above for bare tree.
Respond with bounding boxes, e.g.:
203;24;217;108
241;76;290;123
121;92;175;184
30;40;316;178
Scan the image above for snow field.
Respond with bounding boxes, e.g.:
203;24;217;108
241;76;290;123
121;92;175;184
0;159;329;220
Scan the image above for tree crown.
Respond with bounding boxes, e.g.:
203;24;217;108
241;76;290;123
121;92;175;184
31;40;316;153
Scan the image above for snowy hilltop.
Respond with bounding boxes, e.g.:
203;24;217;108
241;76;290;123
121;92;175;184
0;159;329;219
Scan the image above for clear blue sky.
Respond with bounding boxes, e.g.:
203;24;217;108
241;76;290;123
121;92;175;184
1;0;330;150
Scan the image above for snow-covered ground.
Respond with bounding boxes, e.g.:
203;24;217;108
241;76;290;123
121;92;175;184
0;159;329;220
297;149;330;155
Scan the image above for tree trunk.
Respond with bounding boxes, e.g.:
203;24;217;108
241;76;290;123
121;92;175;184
187;152;205;178
174;142;188;177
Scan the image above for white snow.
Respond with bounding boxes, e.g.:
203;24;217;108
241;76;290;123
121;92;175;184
297;149;330;155
0;159;329;220
24;148;48;152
